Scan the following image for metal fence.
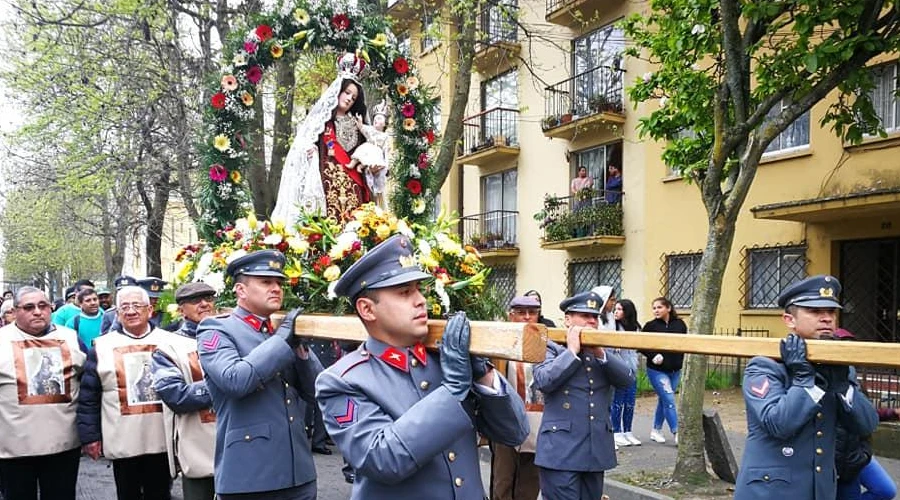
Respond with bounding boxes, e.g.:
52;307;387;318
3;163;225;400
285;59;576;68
857;367;900;409
460;107;519;157
538;192;623;242
704;327;770;385
478;1;517;47
487;263;517;308
544;65;625;126
459;210;518;251
567;258;622;296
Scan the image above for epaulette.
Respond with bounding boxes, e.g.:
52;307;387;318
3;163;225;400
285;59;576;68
214;312;231;319
336;347;371;377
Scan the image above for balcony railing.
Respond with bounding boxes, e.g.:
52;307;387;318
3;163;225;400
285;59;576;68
543;65;625;129
478;2;518;47
460;107;519;157
545;0;569;17
535;191;623;243
460;210;518;251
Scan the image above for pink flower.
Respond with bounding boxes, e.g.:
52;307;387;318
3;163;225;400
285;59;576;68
243;41;258;54
255;24;273;42
418;152;429;169
246;66;263;84
401;102;416;118
209;164;228;182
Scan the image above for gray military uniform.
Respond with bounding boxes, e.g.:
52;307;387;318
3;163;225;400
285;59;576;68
316;336;529;499
197;307;318;497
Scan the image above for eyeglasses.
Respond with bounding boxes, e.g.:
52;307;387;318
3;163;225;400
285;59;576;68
119;303;149;312
509;308;541;317
182;295;215;305
18;302;51;312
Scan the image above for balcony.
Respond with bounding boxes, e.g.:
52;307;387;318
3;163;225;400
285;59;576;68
474;3;520;74
543;65;626;141
545;0;613;26
460;210;519;258
457;107;520;166
535;191;624;250
386;0;419;23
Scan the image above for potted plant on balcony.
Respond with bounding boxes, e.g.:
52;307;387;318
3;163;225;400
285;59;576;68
542;115;560;130
469;232;488;249
485;232;505;249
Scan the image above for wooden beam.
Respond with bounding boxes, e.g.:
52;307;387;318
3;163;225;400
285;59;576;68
546;329;900;368
270;313;548;363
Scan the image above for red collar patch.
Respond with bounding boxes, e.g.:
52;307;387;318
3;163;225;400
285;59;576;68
411;343;427;366
242;314;272;333
380;347;408;372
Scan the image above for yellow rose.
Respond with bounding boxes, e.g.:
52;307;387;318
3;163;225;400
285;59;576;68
370;33;388;47
323;265;341;282
287;236;309;253
358;226;370;238
375;224;391;240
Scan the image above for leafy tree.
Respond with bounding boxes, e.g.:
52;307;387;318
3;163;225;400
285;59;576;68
623;0;900;483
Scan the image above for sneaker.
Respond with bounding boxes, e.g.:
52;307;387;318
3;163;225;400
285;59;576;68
614;432;631;447
650;429;666;443
674;433;678;445
624;432;642;446
615;443;619;451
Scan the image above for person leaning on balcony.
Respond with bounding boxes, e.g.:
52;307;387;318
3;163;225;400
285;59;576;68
734;275;879;500
532;291;635;500
489;295;545;500
605;164;622;204
570;167;593;238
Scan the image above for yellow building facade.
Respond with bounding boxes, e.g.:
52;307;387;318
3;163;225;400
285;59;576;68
392;0;900;345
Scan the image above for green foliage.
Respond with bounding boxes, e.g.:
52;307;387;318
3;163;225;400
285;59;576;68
705;370;736;391
636;369;654;395
537;200;624;243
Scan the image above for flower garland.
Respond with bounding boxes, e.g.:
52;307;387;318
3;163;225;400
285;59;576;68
197;0;439;241
174;204;493;319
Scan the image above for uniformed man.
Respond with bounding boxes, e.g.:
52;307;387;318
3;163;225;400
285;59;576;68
77;285;179;500
99;275;139;334
137;277;168;329
316;234;529;499
96;288;113;310
151;282;218;500
0;287;86;500
734;275;879;499
490;294;544;500
197;250;319;499
532;290;635;500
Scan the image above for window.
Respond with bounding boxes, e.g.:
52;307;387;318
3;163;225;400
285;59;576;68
397;32;411;56
763;98;810;154
666;253;702;309
572;142;622;198
480;0;517;46
573;24;624;115
868;63;900;133
747;246;807;308
481;70;518;145
481;169;517;244
432;98;442;132
487;263;517;309
568;259;622;296
421;14;438;53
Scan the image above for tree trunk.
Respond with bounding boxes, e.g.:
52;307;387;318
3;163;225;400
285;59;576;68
144;172;171;278
248;85;268;218
265;53;297;218
672;199;741;483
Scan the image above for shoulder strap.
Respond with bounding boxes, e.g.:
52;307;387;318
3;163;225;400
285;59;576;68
73;315;80;331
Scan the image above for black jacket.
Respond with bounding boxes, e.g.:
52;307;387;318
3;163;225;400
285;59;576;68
835;422;873;482
76;348;102;444
640;317;687;372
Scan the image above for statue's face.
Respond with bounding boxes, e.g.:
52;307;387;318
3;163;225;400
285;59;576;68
373;113;386;130
337;83;359;113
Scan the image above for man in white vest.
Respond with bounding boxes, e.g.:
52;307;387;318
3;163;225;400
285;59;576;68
0;287;86;500
151;282;217;500
77;285;179;500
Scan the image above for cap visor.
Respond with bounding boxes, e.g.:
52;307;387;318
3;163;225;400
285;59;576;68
565;306;600;314
792;298;842;309
240;271;288;279
367;269;433;290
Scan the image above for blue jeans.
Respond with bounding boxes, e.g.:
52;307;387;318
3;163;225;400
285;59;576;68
611;381;637;433
647;368;680;433
837;457;897;500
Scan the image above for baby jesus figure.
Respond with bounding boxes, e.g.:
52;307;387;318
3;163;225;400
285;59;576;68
349;101;391;208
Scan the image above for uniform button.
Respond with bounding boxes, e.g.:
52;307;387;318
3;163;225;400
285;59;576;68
589;379;594;385
589;390;594;395
816;448;823;455
586;357;592;362
564;389;569;395
286;399;291;404
284;382;289;388
455;477;463;487
552;425;558;430
420;381;430;390
590;415;595;420
763;475;770;481
817;412;823;419
244;435;250;441
276;372;281;377
816;431;824;437
563;402;571;410
289;416;294;422
586;367;592;372
448;451;456;462
411;358;419;367
816;466;822;473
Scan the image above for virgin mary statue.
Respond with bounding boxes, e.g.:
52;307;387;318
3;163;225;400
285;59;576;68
272;52;373;223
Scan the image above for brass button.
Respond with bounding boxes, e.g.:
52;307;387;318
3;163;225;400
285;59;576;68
455;477;463;487
563;402;571;410
289;416;294;422
276;372;281;377
286;399;291;405
589;390;594;395
586;367;592;372
284;382;289;388
763;475;770;481
816;466;822;473
816;431;824;437
420;381;430;390
564;389;569;395
411;358;419;367
590;415;595;420
816;448;823;455
244;435;250;441
589;379;594;385
585;357;592;362
552;425;558;430
817;412;823;419
590;403;595;408
448;451;456;462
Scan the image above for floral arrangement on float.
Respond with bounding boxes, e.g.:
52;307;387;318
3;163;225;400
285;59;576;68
197;0;439;241
173;204;495;319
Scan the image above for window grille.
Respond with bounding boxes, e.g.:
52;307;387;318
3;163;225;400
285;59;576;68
421;14;438;52
763;98;810;155
868;63;900;134
487;263;517;308
747;245;807;308
567;258;622;296
665;253;701;309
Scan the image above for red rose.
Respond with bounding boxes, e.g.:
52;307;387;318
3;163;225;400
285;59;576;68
406;179;422;195
424;129;436;144
331;13;351;31
276;240;289;253
308;233;322;243
255;24;273;42
417;152;429;169
210;92;226;109
393;57;409;75
246;66;263;85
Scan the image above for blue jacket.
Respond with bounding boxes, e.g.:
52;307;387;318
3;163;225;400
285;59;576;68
532;341;635;472
151;320;211;414
316;336;529;499
734;356;878;500
197;307;318;495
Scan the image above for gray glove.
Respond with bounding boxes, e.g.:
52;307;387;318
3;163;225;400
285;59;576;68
274;307;304;349
440;312;473;401
780;334;815;388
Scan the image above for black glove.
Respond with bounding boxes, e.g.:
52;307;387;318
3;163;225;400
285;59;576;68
816;364;851;394
780;334;815;388
471;356;492;381
274;307;304;349
440;312;473;401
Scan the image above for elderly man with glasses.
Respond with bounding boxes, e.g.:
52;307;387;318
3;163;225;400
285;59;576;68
0;286;86;500
77;285;181;500
151;282;218;500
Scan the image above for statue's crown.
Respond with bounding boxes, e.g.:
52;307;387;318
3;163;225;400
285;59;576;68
337;52;367;81
371;98;389;118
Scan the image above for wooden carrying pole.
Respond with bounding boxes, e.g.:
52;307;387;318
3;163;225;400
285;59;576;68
546;328;900;368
